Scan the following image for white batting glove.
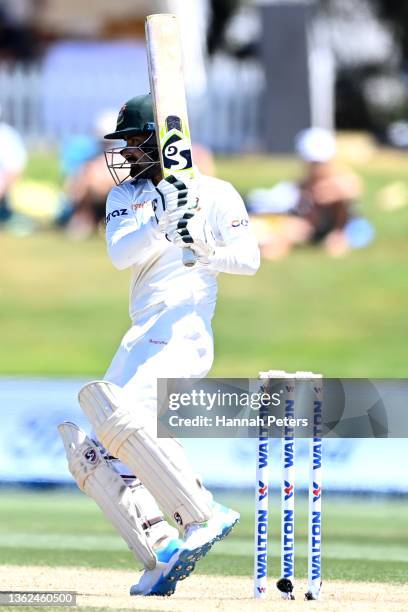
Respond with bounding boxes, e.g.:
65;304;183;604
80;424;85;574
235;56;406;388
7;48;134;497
154;175;198;232
167;213;216;265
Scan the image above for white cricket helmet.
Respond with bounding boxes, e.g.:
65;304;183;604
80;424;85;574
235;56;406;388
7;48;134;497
295;127;336;163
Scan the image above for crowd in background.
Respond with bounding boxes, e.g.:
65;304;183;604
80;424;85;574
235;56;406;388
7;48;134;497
5;0;408;257
0;110;375;259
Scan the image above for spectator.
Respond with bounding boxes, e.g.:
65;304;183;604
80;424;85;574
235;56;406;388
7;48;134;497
0;108;27;225
59;111;116;238
247;127;375;258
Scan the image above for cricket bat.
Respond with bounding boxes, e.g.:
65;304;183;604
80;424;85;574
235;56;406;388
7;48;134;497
145;13;197;267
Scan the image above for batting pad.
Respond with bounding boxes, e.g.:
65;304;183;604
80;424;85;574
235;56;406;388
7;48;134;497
78;381;212;527
58;421;158;569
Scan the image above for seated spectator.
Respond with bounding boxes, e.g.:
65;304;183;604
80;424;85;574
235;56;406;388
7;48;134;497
247;127;375;258
58;111;116;238
0;109;27;225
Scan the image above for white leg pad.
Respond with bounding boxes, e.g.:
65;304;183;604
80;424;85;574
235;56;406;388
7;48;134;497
78;381;213;527
58;421;160;569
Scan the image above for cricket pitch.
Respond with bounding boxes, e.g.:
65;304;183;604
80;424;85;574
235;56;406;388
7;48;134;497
1;566;407;611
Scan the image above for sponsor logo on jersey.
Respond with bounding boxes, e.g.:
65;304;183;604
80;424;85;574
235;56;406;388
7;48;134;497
106;208;128;224
131;199;157;211
231;218;249;227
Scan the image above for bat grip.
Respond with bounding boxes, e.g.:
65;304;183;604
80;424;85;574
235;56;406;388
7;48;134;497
182;247;197;267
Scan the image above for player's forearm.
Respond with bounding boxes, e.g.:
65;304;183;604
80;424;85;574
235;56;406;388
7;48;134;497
208;238;260;275
107;219;162;270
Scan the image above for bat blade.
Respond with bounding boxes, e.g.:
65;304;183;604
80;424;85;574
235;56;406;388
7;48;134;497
145;13;194;183
145;13;197;267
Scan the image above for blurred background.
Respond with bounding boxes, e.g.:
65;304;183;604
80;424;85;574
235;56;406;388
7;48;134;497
0;0;407;587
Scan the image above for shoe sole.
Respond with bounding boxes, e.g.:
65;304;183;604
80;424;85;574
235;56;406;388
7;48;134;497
139;542;212;596
139;514;240;597
178;512;241;567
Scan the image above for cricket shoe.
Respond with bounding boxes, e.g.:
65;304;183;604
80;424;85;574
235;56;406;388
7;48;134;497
130;537;205;597
183;502;240;559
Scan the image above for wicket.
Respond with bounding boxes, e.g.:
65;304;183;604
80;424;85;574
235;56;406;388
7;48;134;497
254;370;323;601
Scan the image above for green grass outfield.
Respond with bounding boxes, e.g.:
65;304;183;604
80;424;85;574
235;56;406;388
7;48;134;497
2;150;408;376
0;489;407;585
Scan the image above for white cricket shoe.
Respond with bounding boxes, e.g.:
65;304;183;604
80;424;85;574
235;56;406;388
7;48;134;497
130;503;239;596
130;536;208;597
183;502;240;558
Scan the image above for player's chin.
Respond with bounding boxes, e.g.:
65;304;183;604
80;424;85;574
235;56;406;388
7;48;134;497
130;163;160;180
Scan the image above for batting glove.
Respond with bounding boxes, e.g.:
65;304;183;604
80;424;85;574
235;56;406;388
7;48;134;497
154;176;198;232
167;213;216;265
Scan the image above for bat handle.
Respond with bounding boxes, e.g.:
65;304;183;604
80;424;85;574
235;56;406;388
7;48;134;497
182;247;197;267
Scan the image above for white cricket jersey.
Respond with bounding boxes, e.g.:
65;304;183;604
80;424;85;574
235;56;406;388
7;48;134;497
105;174;260;321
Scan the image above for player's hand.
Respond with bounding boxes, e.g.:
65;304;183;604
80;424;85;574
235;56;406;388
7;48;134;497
154;175;198;231
167;212;216;265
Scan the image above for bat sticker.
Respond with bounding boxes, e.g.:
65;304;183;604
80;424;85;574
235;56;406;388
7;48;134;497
161;115;193;172
162;134;192;171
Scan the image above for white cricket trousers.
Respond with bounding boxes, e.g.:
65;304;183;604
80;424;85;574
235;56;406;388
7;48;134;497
104;302;214;417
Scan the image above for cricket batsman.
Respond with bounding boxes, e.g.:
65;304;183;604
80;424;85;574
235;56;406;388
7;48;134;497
58;94;260;596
